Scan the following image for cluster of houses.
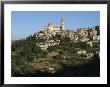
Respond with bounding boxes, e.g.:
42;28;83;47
36;40;60;51
76;50;94;59
33;18;100;59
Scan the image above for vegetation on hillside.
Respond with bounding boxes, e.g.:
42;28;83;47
11;34;100;77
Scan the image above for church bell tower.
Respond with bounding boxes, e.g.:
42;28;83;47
60;18;64;30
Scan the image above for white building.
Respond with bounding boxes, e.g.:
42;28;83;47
43;18;65;35
77;50;86;55
87;53;93;59
86;41;93;47
93;35;100;41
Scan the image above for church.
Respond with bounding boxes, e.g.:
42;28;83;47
43;18;65;34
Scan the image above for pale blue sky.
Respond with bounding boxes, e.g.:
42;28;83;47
11;11;100;40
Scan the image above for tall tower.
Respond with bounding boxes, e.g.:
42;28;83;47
61;18;64;30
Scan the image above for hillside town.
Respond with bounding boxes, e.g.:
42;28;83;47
34;18;100;60
11;18;100;77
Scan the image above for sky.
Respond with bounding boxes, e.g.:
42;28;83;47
11;11;100;40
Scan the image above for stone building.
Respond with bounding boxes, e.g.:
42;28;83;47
86;41;93;47
77;28;88;37
43;18;65;35
86;53;93;59
89;28;97;36
77;50;86;55
93;35;100;41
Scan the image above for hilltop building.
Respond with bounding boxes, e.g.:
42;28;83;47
43;18;65;34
